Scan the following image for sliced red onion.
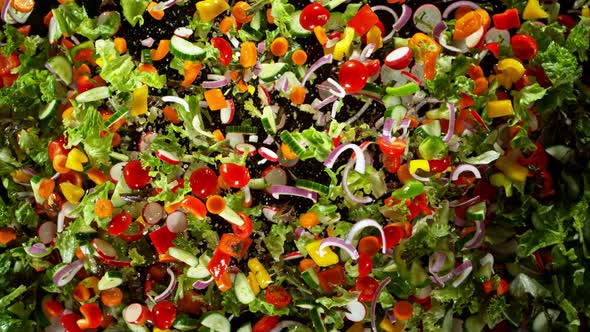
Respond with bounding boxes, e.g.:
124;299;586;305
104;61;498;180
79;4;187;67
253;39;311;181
371;277;391;332
1;0;12;23
360;43;376;62
371;5;399;22
202;78;229;89
479;253;495;274
324;143;366;174
440;33;469;53
342;161;373;204
319;237;360;260
270;321;300;332
53;259;84;287
7;6;31;24
429;252;446;274
327;78;346;98
39;222;58;244
271;185;317;202
451;260;473;287
463;219;485;249
28;243;49;255
141;37;154;48
193;277;213;290
449;195;480;208
442;1;481;18
401;70;422;86
443;102;455;143
162;96;189;112
57;203;77;233
392;5;412;32
70;36;81;45
313;95;339;110
252;61;263;76
433;22;447;46
345;219;387;254
411;173;432;182
382;118;394;143
302;54;333;86
450;164;481;181
257;41;266;54
154;0;179;11
295;227;305;240
345;102;371;125
241;185;252;206
174;27;193;38
352;92;384;105
454;213;466;227
154;268;177;302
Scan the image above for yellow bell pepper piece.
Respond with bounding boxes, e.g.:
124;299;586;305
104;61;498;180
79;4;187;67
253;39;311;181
65;148;88;172
11;170;32;183
247;258;265;272
409;160;430;174
497;58;525;83
255;269;272;289
487;100;514;118
523;0;549;20
490;172;514;197
247;272;260;295
366;25;383;50
333;27;355;61
153;329;171;332
195;0;229;23
131;85;148;116
305;240;339;267
582;7;590;18
59;182;85;204
495;156;529;183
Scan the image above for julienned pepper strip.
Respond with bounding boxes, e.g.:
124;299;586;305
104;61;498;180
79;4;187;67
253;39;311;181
386;82;420;96
391;181;424;199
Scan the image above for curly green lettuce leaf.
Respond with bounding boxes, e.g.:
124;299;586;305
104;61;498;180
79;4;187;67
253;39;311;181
263;223;290;261
121;0;150;27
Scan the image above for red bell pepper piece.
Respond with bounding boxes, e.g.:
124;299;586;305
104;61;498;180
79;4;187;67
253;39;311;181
61;313;84;332
492;8;520;30
77;303;103;329
207;249;232;280
484;42;500;58
497;278;509;295
347;5;379;36
149;226;177;254
482;279;494;293
211;37;233;66
318;265;346;292
218;233;252;259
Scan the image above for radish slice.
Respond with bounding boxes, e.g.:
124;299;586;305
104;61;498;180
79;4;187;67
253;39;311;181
235;143;257;156
258;147;279;162
110;162;127;182
155;149;181;165
485;27;511;46
123;303;149;324
174;27;193;38
258;85;271;106
465;26;485;48
262;166;287;188
138;132;157;152
345;301;367;322
226;133;245;148
384;47;413;70
220;99;235;124
413;4;442;33
166;211;188;233
38;221;57;244
142;202;164;225
92;238;117;259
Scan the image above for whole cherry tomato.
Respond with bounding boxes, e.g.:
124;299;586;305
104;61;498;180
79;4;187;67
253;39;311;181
123;160;150;190
299;3;330;31
355;276;380;302
189;167;218;198
151;300;176;330
338;60;369;93
357;253;373;278
511;34;538;60
253;316;279;332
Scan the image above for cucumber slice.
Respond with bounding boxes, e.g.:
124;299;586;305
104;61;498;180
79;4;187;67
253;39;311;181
39;100;59;120
30;175;45;204
200;312;231;332
234;272;256;304
240;24;264;41
301;268;320;288
250;10;265;31
47;55;73;85
104;107;128;128
111;180;133;208
174;316;200;331
289;11;312;37
236;323;252;332
98;271;123;291
323;0;347;10
466;202;486;221
170;35;205;61
258;63;289;83
168;247;198;267
295;179;329;195
76;86;110;103
187;254;212;278
261;106;277;134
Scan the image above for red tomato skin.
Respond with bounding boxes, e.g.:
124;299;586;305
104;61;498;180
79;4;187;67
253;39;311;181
123;160;151;190
355;276;380;302
299;3;330;31
511;34;538;60
151;301;176;330
265;285;292;308
338;60;369;93
190;167;218;198
211;37;233;66
253;316;279;332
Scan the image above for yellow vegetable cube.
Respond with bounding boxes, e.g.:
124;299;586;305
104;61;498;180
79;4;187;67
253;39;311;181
305;240;339;267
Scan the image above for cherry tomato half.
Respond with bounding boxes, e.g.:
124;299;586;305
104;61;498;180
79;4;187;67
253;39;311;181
219;163;250;188
232;212;253;239
355;276;380;302
264;285;292;308
108;212;132;236
253;315;279;332
123;160;150;190
357;253;373;278
299;3;330;31
365;59;381;77
338;60;369;93
511;34;538;60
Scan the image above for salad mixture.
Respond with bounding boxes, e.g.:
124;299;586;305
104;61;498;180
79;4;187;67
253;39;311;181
1;0;590;331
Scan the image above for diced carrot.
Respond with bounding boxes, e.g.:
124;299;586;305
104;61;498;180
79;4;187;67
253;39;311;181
299;212;319;228
270;37;289;57
393;300;414;320
473;77;489;95
0;227;17;245
219;17;236;34
358;236;381;256
266;8;274;25
94;198;113;218
206;195;225;214
162;105;181;124
298;258;319;273
291;50;307;65
467;65;484;79
150;40;170;61
138;63;158;74
397;164;412;183
290;86;306;105
114;37;127;54
100;288;123;307
147;2;165;20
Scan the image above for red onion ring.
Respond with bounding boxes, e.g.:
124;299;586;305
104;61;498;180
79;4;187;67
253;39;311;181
371;277;391;332
141;37;155;47
443;102;455;143
270;185;317;202
323;143;366;174
442;1;481;18
342;160;373;204
154;0;179;11
451;260;473;287
319;237;360;260
154;268;177;302
463;219;485;249
345;219;387;254
429;252;446;274
193;277;213;290
313;95;338;110
345;102;371;125
202;78;229;89
257;41;266;54
449;195;480;208
327;78;346;98
450;164;481;181
302;54;333;86
53;259;85;287
392;5;412;32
